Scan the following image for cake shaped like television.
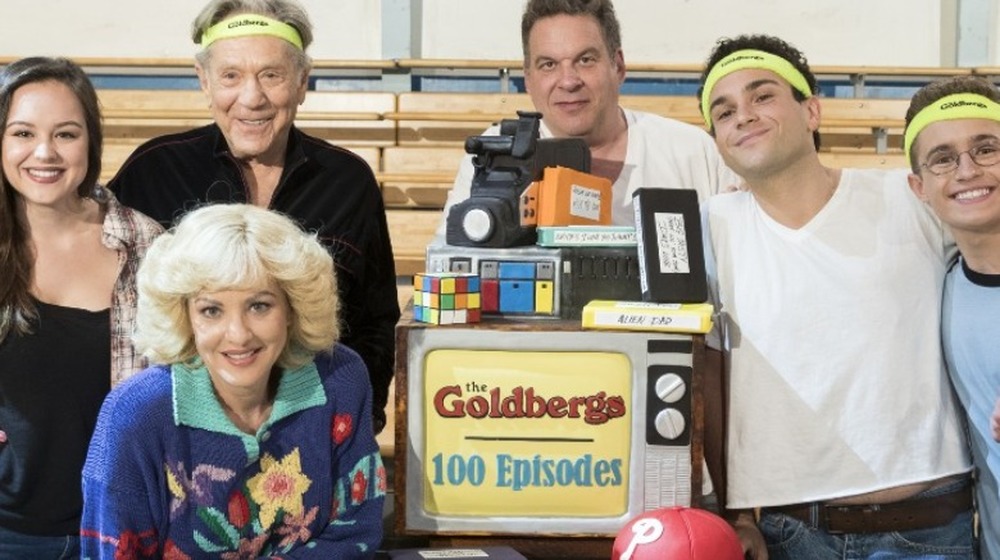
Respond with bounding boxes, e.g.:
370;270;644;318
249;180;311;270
393;319;705;537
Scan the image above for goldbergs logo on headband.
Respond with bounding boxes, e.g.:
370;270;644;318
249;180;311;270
720;54;765;69
227;18;271;30
199;14;304;49
939;100;988;111
902;92;1000;160
700;49;812;126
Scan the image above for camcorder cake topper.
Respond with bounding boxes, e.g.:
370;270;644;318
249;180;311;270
446;111;610;247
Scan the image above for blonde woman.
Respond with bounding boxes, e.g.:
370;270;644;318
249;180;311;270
81;204;384;559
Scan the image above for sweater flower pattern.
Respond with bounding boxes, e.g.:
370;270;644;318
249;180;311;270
81;347;385;559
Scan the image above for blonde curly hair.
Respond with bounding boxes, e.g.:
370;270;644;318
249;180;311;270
133;203;338;369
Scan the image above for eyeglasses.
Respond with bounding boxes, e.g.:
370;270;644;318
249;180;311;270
920;143;1000;176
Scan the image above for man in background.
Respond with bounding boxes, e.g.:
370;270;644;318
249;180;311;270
437;0;736;233
435;0;735;509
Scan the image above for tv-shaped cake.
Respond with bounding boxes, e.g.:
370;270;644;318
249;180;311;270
394;319;704;537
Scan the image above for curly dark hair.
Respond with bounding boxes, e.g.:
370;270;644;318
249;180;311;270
905;76;1000;170
698;34;820;149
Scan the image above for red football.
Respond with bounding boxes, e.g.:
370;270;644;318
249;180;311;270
611;506;743;560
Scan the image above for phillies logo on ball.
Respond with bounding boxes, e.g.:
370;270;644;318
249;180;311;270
619;518;663;560
612;507;744;560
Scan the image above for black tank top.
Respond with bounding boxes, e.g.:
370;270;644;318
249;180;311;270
0;298;111;536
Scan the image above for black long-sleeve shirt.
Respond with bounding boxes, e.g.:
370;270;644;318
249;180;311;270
109;124;399;431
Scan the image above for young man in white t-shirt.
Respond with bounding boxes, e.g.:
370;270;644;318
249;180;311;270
905;75;1000;560
698;34;975;559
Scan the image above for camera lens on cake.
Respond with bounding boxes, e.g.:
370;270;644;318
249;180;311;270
461;207;495;243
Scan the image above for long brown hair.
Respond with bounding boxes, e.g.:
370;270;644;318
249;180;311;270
0;57;104;339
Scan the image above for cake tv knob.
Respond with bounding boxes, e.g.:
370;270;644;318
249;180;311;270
655;373;686;403
654;408;685;440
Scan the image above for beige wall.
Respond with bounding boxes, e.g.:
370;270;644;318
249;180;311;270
0;0;952;66
1;0;382;59
420;0;945;66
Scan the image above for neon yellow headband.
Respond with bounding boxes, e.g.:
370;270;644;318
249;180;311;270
700;49;813;126
199;15;303;50
903;93;1000;161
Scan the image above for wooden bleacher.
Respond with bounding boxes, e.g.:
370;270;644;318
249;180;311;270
295;91;395;146
386;209;442;277
98;89;212;141
389;92;536;145
818;151;907;170
820;97;909;152
101;139;146;183
97;87;916;281
98;89;395;146
84;60;944;461
386;91;909;153
381;146;463;208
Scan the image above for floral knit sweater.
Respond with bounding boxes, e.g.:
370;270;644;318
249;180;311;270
80;345;385;559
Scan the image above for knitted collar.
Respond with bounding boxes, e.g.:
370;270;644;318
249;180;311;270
171;360;326;438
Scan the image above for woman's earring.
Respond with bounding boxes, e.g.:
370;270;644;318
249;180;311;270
90;184;111;204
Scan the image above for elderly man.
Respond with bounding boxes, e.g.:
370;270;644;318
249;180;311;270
109;0;399;434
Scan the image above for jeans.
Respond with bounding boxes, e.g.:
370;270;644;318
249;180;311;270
759;479;978;559
0;525;79;560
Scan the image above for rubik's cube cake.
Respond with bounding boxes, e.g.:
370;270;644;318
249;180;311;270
413;272;482;324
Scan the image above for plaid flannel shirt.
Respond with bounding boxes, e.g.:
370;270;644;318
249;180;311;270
102;195;163;385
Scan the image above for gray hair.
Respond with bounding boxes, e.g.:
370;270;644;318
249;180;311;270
192;0;313;74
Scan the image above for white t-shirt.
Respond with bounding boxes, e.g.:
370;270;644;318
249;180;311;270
437;108;738;236
705;168;971;508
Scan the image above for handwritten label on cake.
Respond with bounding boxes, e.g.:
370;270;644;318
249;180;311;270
653;212;690;274
592;311;703;331
550;228;635;245
569;184;602;221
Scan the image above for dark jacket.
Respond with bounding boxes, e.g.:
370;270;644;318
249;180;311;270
109;124;399;430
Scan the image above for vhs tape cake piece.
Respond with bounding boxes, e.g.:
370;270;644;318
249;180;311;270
632;188;708;303
581;300;714;334
536;225;637;247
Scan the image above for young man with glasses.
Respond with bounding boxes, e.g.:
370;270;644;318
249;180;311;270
906;75;1000;560
697;34;975;559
